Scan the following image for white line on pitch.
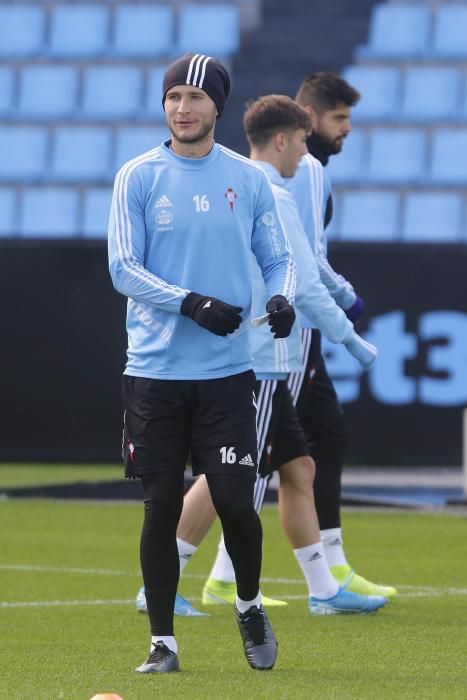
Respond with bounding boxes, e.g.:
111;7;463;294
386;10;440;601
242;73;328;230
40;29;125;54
2;565;467;597
397;585;467;597
0;599;134;608
0;564;305;583
2;588;467;609
0;564;135;576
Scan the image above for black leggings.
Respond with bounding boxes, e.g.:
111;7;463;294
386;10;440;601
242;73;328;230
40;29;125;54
140;470;262;635
294;331;349;530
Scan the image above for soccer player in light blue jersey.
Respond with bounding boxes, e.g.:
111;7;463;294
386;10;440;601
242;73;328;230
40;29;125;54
287;72;397;598
135;96;387;618
108;54;296;673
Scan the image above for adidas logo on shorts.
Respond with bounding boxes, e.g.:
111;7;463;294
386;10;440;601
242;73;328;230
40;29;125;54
239;453;255;466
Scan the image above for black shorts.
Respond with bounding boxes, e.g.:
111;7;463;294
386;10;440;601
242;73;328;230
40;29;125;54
256;379;310;479
287;328;346;449
122;371;258;479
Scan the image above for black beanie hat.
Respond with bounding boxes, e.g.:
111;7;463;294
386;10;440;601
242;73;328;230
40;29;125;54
162;53;231;118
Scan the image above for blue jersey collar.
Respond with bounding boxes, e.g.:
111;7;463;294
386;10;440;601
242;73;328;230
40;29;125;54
161;139;220;170
254;160;287;188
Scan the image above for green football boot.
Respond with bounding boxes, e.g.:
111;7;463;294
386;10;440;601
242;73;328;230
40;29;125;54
202;578;288;607
331;565;397;598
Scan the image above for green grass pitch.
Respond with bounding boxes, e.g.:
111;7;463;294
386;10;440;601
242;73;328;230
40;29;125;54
0;468;466;699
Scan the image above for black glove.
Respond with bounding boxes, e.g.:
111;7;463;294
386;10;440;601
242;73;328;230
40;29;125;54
181;292;243;336
266;295;296;339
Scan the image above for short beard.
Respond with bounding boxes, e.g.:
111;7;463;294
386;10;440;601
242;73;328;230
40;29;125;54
170;119;215;145
328;138;344;155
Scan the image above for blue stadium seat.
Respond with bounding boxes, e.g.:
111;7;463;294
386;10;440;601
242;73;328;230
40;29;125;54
49;5;108;57
113;5;173;57
82;67;141;119
340;190;400;241
430;129;467;184
20;188;78;237
0;189;16;236
146;66;168;118
357;4;430;58
82;188;113;238
177;4;240;55
115;127;169;171
0;127;47;181
403;192;463;242
52;128;111;181
342;66;400;121
0;67;13;116
402;68;461;121
462;75;467;119
19;66;77;119
433;6;467;58
368;128;426;183
0;5;44;57
327;129;366;183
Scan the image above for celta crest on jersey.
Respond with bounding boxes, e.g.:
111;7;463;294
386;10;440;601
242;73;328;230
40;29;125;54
224;187;238;212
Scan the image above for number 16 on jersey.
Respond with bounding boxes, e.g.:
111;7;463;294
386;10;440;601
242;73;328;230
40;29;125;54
193;194;210;212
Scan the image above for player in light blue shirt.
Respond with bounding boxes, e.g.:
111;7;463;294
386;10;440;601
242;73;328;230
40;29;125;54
109;54;296;674
290;154;356;310
289;71;397;598
201;95;383;613
135;95;387;619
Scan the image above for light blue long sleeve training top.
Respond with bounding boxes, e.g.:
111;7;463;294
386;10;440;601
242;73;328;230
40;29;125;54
289;153;356;312
251;161;353;381
108;140;296;380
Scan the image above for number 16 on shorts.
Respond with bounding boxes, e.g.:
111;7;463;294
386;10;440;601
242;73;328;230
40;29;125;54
220;446;236;464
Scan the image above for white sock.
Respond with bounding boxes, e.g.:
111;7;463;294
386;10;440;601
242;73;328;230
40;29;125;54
235;591;262;614
293;542;339;599
208;535;235;582
151;635;178;654
320;527;349;568
177;537;197;576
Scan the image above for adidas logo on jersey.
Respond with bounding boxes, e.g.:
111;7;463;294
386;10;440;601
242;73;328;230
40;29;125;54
239;453;255;467
155;195;173;208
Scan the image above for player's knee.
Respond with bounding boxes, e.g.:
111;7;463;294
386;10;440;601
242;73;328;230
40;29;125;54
213;491;250;520
143;494;183;531
211;488;257;532
140;472;184;530
280;455;316;490
304;455;316;485
206;473;255;521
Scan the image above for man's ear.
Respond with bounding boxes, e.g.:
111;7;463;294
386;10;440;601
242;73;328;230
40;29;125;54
274;131;287;152
302;104;319;130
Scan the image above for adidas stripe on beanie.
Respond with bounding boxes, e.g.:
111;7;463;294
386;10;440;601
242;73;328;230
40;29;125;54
162;53;231;118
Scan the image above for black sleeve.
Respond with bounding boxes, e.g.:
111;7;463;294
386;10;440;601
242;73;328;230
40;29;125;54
324;193;333;230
